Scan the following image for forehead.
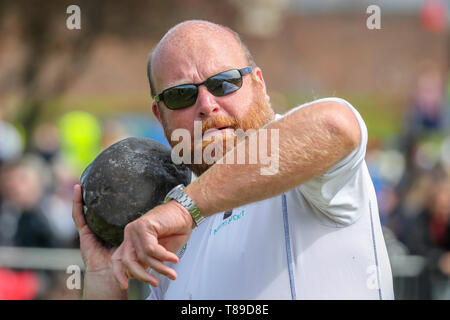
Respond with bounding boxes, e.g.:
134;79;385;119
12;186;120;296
152;25;248;91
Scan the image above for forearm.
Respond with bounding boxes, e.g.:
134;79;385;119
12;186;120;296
83;269;128;300
185;100;360;216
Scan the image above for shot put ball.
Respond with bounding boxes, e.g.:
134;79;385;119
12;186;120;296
80;137;191;246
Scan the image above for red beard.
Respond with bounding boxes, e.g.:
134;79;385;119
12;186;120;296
164;82;274;176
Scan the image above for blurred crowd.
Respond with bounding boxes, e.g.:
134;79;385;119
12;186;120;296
0;67;449;299
0;111;164;299
0;117;79;299
368;66;450;299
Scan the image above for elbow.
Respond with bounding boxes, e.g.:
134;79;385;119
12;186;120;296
322;102;361;153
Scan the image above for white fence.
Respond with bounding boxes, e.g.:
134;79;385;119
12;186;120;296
0;246;84;271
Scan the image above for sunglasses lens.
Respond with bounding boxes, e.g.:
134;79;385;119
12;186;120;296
207;69;242;96
163;85;198;109
159;69;248;110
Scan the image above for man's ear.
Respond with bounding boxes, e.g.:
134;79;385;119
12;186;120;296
253;67;270;103
152;101;163;124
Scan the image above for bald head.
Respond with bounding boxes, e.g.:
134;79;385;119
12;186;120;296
147;20;255;98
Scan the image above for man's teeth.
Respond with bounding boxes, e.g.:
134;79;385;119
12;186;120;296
203;127;234;138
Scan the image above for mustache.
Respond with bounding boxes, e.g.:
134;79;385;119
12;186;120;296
200;115;239;136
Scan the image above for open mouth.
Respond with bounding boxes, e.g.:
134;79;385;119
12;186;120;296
203;126;234;139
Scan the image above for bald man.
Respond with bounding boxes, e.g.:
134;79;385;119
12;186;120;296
72;20;394;299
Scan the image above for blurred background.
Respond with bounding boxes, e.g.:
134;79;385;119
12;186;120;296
0;0;449;300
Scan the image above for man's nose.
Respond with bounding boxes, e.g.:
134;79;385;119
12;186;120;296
195;86;220;118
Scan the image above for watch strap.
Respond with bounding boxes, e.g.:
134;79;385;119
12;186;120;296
164;184;205;227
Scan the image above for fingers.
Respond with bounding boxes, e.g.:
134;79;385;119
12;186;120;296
129;228;178;280
135;253;177;281
72;184;86;231
111;231;179;288
111;245;129;290
110;202;192;289
112;242;161;289
130;230;179;265
122;246;159;286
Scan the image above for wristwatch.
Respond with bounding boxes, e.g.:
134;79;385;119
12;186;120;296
164;184;205;227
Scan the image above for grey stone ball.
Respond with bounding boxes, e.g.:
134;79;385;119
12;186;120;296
80;137;191;246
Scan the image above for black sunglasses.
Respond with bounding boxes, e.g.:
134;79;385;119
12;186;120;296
154;66;253;110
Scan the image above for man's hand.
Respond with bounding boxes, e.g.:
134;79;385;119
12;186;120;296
72;184;127;299
111;200;194;290
73;184;117;272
